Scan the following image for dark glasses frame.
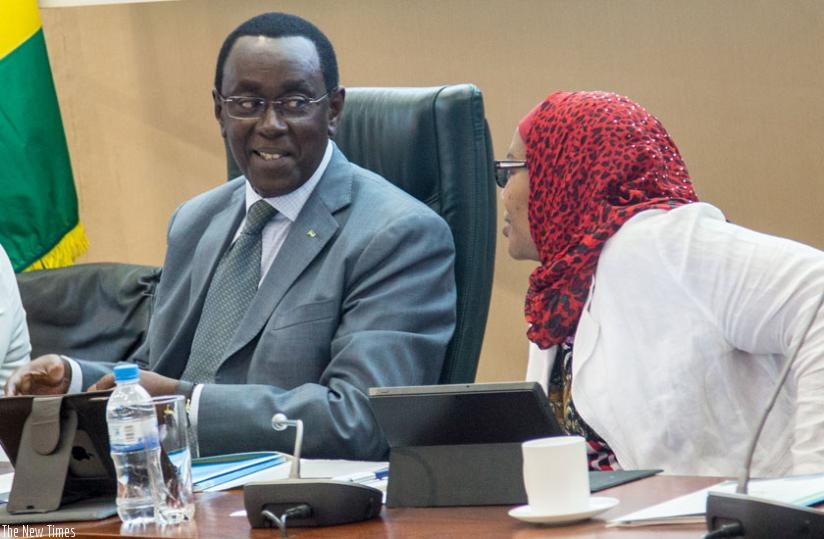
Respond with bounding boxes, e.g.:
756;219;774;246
494;160;527;188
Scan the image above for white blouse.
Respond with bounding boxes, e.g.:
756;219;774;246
527;203;824;477
0;245;30;386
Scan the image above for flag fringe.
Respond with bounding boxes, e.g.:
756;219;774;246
23;223;89;272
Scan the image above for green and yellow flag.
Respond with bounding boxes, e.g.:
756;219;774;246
0;1;88;272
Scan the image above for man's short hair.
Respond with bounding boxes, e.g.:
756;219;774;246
214;12;339;93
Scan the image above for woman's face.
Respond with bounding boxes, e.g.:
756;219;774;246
501;130;540;261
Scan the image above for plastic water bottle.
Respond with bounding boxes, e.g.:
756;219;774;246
106;364;163;524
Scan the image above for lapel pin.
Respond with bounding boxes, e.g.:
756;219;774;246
306;229;317;238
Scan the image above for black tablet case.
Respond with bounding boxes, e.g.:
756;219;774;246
0;391;117;522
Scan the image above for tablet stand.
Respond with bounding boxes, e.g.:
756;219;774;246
385;444;663;507
8;396;77;512
0;395;117;523
386;442;526;507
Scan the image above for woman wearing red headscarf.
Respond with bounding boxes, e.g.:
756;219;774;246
498;91;824;476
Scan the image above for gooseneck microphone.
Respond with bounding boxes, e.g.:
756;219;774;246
271;413;303;479
705;292;824;539
244;413;383;533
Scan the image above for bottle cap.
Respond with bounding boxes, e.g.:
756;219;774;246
113;363;140;383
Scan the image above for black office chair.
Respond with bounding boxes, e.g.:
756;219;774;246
226;84;497;383
16;263;161;362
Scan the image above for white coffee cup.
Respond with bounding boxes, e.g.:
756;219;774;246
522;435;590;514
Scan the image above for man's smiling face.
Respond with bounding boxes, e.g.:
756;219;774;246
214;35;343;197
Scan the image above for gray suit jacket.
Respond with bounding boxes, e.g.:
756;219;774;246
81;147;456;460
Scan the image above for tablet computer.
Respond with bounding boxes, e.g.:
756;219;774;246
368;381;562;447
0;390;116;514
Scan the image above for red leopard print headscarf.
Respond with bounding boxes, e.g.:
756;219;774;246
522;91;698;349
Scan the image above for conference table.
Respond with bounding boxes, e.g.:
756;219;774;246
2;474;722;538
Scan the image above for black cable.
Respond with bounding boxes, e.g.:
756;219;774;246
703;522;744;539
284;504;312;520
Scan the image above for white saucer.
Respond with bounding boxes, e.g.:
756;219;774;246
508;497;620;525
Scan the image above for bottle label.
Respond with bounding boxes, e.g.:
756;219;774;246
109;417;160;452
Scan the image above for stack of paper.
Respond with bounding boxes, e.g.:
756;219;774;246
608;473;824;527
197;456;389;493
191;451;285;491
332;465;389;492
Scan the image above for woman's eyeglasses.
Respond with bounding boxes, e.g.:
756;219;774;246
494;160;527;188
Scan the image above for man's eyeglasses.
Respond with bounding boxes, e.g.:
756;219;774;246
215;88;335;120
494;160;527;188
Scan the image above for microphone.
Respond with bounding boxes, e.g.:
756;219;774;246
271;413;302;479
705;292;824;538
244;413;382;531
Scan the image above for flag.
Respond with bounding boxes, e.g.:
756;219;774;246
0;0;88;272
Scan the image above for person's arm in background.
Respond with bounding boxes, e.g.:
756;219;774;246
4;285;163;397
0;246;30;387
662;206;824;473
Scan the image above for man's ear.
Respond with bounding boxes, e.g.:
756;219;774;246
212;88;227;138
326;86;346;138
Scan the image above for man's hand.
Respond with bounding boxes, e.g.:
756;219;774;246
87;369;181;396
4;354;71;396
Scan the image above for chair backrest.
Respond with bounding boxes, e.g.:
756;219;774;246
16;263;161;362
226;84;497;383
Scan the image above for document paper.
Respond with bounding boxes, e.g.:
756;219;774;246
608;473;824;527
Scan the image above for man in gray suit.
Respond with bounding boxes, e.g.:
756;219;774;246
6;12;456;461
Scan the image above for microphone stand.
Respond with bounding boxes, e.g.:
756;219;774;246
705;292;824;538
271;413;303;479
243;413;383;531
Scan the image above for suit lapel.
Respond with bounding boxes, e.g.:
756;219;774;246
154;182;245;377
222;149;353;362
189;185;245;300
